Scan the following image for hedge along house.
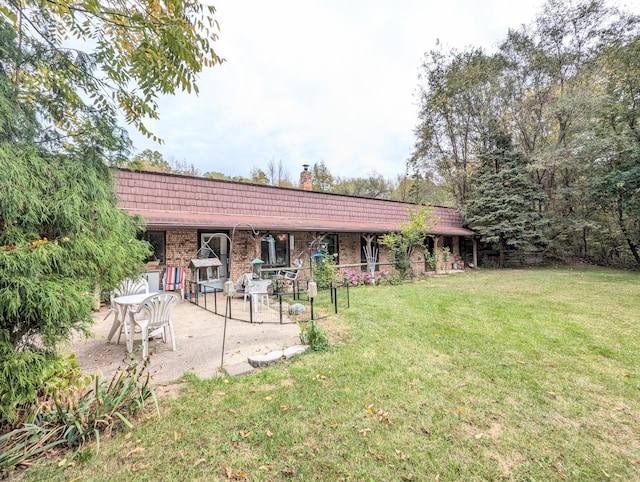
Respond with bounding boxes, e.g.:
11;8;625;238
114;167;477;290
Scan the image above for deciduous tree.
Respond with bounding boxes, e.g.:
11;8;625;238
380;205;439;278
589;37;640;266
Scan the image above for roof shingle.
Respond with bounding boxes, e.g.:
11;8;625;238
115;169;474;236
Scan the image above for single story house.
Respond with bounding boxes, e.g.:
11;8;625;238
114;167;476;290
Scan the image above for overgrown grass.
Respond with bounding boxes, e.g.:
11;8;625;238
15;268;640;481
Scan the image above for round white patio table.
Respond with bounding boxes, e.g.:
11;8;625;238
113;292;160;353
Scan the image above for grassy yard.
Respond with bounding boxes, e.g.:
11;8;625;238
18;268;640;481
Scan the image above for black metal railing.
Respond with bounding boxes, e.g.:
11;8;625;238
187;280;349;324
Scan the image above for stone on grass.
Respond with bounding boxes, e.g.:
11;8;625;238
288;303;306;315
283;345;310;359
247;350;283;368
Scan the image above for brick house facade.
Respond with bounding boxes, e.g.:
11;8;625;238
114;169;476;289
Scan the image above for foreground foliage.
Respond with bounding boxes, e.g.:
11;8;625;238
0;358;155;475
0;0;222;424
16;268;640;481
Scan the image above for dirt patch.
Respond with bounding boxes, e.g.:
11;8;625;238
281;378;296;387
153;381;188;400
317;316;351;345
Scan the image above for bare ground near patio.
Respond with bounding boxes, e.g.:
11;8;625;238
64;297;302;392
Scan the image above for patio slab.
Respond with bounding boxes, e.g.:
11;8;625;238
65;298;302;386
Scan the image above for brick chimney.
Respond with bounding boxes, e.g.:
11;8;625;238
299;164;312;191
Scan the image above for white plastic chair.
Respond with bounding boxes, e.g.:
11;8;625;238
127;292;180;358
106;277;149;344
243;279;271;312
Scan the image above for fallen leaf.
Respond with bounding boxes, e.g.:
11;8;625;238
174;431;180;441
631;460;640;466
265;428;273;437
58;459;67;467
194;458;206;466
124;432;132;440
240;431;252;438
126;447;145;457
360;428;371;436
369;448;385;461
282;467;299;477
265;396;273;400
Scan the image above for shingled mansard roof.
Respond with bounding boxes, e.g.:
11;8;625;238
115;169;474;236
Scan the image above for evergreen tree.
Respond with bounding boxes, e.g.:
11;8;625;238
465;131;549;267
0;0;222;422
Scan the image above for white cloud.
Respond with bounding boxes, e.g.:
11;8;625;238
128;0;552;180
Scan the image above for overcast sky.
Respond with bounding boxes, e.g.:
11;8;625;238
128;0;553;181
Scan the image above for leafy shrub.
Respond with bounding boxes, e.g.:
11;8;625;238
424;248;439;272
299;320;329;352
380;206;438;279
0;336;84;425
442;246;451;273
311;246;337;288
0;358;156;475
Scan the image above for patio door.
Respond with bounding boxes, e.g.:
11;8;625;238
200;232;229;290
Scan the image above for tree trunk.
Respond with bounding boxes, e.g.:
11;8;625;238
499;233;506;268
617;197;640;267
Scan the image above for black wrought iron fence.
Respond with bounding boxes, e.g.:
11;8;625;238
187;281;349;324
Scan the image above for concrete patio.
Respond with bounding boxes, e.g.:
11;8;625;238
66;297;302;388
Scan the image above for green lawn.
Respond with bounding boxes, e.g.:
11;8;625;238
19;268;640;481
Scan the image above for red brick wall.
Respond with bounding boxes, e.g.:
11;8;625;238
160;229;463;286
229;231;260;281
165;230;197;270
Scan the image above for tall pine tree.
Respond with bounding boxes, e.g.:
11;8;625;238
465;130;549;267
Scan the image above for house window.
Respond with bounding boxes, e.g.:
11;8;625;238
361;236;378;272
319;234;339;264
444;236;454;252
143;231;165;264
261;233;289;267
199;232;229;279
